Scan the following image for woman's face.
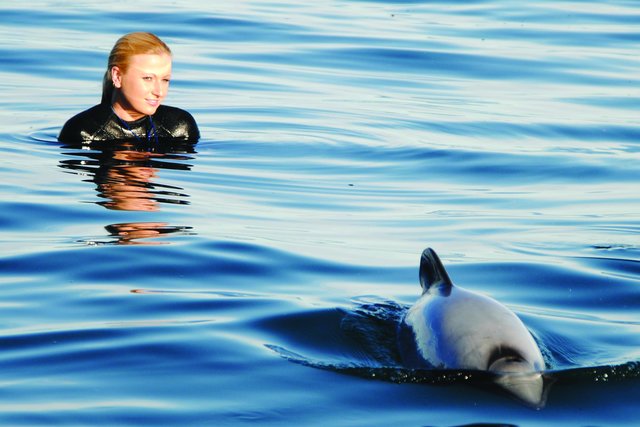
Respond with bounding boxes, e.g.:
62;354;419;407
111;53;172;121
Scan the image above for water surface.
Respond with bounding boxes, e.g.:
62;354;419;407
1;1;639;425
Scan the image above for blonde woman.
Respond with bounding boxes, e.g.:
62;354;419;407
59;32;199;143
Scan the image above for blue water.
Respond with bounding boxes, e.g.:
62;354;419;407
1;1;639;425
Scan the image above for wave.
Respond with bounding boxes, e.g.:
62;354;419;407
260;298;640;406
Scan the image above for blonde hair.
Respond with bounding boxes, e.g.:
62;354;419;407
101;32;172;105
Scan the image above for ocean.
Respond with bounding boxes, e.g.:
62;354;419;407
1;1;639;425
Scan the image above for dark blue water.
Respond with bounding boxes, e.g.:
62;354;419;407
1;1;639;425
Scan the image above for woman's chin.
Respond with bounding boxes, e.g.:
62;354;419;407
139;105;160;116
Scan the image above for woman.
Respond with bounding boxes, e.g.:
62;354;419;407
59;32;199;143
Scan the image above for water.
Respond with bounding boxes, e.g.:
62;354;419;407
1;0;639;425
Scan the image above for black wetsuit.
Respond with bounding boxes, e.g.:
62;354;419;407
58;103;200;143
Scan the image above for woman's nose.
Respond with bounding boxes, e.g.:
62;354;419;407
152;80;164;97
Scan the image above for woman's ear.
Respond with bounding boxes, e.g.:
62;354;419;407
111;66;123;88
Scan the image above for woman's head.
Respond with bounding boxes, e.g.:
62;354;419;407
102;32;173;119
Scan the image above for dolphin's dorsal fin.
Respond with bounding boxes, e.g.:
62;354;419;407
419;248;454;294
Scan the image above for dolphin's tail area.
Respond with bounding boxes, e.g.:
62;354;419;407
419;248;454;294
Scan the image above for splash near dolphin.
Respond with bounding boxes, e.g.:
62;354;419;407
399;248;548;408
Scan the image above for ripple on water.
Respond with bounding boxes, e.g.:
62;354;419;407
1;0;639;424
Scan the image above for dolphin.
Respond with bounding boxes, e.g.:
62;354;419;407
398;248;547;408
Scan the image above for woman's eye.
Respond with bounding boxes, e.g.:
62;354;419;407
143;76;153;81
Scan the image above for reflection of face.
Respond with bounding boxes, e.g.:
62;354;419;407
100;150;159;211
60;143;195;213
112;53;172;121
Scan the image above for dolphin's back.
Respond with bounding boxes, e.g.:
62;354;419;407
402;248;545;371
399;248;548;407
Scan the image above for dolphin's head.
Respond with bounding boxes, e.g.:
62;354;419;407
489;355;547;408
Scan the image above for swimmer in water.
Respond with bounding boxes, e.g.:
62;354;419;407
59;32;199;143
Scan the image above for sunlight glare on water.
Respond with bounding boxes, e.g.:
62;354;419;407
0;0;639;425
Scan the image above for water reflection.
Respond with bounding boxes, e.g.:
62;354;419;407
59;140;196;211
58;140;197;245
105;222;195;245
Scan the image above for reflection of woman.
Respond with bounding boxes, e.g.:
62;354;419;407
59;32;199;143
98;150;160;211
58;142;194;211
105;222;194;245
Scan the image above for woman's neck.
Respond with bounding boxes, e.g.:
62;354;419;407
111;101;145;122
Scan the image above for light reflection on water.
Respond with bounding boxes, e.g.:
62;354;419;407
1;0;639;425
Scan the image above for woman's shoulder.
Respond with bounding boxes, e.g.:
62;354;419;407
58;104;112;142
153;105;200;141
153;104;196;124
